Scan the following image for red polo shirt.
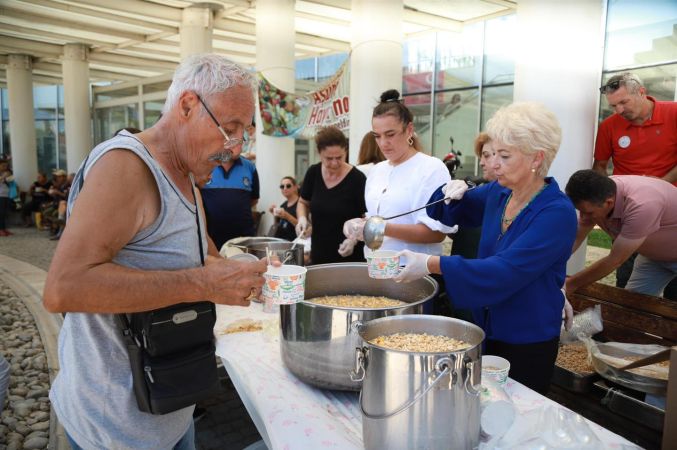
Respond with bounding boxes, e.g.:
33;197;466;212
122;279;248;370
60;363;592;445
594;96;677;186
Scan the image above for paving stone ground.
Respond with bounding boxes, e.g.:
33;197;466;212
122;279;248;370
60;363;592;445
0;226;263;450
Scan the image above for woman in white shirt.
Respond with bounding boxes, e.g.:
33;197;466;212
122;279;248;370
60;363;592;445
344;89;454;263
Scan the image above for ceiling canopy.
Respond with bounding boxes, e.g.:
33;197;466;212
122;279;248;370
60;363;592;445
0;0;516;86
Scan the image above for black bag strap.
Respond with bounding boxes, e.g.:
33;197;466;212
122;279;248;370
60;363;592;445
77;145;206;332
115;179;205;335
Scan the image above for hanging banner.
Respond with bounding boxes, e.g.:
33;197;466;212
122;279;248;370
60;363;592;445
258;61;350;139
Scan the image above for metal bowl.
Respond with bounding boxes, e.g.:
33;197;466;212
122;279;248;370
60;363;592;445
279;263;438;391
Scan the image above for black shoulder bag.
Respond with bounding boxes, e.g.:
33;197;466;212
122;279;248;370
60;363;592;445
116;184;220;415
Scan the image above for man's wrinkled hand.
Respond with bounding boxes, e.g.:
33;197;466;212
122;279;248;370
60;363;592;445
203;258;268;307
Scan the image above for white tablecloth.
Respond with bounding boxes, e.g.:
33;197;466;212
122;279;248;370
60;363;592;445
215;303;637;450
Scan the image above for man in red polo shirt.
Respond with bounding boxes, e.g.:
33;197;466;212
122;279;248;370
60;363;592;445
593;72;677;298
594;72;677;185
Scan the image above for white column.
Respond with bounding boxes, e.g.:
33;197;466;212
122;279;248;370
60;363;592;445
348;0;403;164
256;0;296;233
180;4;214;58
6;54;37;191
513;0;605;273
62;43;92;172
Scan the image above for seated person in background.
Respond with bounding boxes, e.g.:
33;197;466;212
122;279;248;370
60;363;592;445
45;170;73;240
268;176;299;241
394;102;577;394
565;170;677;299
355;132;385;176
22;171;52;228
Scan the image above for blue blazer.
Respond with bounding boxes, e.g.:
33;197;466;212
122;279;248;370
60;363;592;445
427;178;577;344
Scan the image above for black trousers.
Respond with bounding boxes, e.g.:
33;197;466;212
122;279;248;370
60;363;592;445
485;337;559;395
0;197;9;229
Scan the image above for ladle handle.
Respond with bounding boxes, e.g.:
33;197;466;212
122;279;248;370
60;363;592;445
383;181;477;221
383;197;448;220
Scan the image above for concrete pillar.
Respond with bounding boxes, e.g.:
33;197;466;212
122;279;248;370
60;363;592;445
6;54;37;192
180;4;214;58
348;0;404;164
62;43;92;172
256;0;296;233
513;0;605;273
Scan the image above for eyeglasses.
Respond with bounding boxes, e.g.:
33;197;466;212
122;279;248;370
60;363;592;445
279;184;293;189
599;80;622;94
196;94;245;162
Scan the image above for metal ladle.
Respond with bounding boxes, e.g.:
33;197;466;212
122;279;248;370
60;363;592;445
363;181;476;251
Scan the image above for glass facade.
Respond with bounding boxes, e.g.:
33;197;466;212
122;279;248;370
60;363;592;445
94;104;139;143
600;0;677;123
3;1;673;178
403;15;517;180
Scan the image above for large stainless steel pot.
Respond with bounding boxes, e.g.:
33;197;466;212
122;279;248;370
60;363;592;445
356;315;484;450
280;263;438;391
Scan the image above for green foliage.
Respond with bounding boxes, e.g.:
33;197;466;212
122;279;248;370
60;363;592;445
588;229;612;249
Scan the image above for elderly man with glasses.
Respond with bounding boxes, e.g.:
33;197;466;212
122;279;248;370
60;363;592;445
43;54;269;450
198;92;260;250
593;72;677;300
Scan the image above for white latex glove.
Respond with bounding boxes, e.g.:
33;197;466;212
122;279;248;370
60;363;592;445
393;249;431;283
338;238;357;257
343;218;366;241
561;288;574;331
295;216;309;237
442;180;469;204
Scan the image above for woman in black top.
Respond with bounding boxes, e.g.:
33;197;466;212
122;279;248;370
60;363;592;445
296;126;366;264
269;176;299;241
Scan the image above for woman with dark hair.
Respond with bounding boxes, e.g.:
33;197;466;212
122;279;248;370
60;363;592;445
268;175;299;241
295;126;366;264
344;90;453;266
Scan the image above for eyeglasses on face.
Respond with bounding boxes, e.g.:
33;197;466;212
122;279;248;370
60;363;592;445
279;184;293;189
195;94;246;162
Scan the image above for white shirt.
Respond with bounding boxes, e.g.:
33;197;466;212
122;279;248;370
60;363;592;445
364;152;454;258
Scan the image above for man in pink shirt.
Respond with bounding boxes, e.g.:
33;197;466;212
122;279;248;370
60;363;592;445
564;170;677;298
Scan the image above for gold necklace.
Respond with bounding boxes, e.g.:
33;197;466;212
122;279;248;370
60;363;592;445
501;183;547;225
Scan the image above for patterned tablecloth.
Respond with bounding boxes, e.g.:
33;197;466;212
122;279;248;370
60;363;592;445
215;303;637;450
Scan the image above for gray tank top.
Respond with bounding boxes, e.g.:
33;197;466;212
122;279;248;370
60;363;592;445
50;131;207;449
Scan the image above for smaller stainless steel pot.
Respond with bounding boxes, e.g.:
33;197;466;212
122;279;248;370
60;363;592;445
248;241;305;266
355;315;484;450
280;263;438;390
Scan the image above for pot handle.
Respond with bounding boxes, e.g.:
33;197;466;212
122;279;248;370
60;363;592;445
360;357;452;420
464;359;481;396
349;320;364;334
350;347;366;382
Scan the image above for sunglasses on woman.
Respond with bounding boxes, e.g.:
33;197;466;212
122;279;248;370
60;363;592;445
279;184;293;189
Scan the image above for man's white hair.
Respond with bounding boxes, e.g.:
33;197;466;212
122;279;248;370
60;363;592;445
486;102;561;178
162;53;254;114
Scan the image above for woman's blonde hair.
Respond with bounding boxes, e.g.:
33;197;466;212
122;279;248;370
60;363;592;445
486;102;561;178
